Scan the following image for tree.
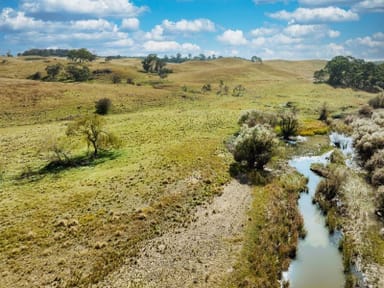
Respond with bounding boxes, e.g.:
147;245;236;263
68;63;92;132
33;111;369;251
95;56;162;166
66;115;120;157
142;54;160;73
142;54;171;77
233;124;277;170
314;56;384;92
67;48;96;63
251;56;262;63
45;63;62;80
65;64;90;81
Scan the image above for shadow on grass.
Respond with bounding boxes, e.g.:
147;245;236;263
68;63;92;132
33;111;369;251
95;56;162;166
229;162;272;185
18;150;120;182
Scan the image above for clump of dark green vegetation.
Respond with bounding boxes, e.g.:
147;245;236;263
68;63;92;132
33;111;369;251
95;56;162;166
279;111;299;140
141;54;173;78
95;98;112;115
314;55;384;93
368;93;384;109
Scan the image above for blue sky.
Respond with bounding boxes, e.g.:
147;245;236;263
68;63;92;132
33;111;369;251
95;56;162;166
0;0;383;60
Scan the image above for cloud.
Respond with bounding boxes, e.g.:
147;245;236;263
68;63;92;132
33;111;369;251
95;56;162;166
145;25;165;40
70;19;116;31
121;18;139;30
268;7;359;23
142;40;200;53
283;24;340;38
250;27;278;37
346;33;384;48
0;8;44;31
298;0;356;6
217;29;248;45
161;19;215;33
106;38;134;47
21;0;146;18
352;0;384;12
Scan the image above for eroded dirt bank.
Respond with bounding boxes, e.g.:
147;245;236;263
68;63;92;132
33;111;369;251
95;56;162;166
98;180;252;288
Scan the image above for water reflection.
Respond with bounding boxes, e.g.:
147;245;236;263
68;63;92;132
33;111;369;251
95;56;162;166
287;153;345;288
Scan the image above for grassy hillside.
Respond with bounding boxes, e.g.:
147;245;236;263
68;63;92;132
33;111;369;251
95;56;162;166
0;56;374;287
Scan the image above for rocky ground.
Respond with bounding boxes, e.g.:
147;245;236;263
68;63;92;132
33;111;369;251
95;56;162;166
98;180;252;288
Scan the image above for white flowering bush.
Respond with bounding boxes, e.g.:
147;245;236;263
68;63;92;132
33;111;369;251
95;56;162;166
233;124;278;170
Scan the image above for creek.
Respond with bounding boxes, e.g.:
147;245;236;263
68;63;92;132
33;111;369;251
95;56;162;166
285;132;355;288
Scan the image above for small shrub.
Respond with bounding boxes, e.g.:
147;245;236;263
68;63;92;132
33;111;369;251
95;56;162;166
217;80;229;96
330;149;345;165
279;112;299;140
95;98;112;115
233;124;277;170
201;83;211;93
358;104;373;117
372;168;384;186
364;149;384;173
238;110;278;128
28;71;42;80
126;78;134;85
232;84;246;97
368;94;384;109
318;102;329;121
112;74;121;84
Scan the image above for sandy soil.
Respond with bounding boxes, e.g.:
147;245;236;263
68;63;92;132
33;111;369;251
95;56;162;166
98;180;252;288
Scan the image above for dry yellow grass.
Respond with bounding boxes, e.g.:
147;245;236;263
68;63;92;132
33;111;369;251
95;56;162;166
0;56;375;287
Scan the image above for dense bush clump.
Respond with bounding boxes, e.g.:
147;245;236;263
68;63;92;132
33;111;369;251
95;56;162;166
95;98;112;115
353;111;384;164
368;94;384;109
112;74;121;84
65;64;90;82
233;124;277;170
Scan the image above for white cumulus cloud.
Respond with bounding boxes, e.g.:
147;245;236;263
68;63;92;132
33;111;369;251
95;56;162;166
121;18;139;30
0;8;44;31
143;40;200;53
268;7;359;23
162;19;215;33
21;0;145;17
353;0;384;12
217;29;248;45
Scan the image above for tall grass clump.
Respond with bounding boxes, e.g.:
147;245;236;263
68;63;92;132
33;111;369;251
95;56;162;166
279;112;299;140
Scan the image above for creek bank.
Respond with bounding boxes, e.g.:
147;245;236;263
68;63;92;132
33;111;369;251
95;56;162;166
286;151;345;288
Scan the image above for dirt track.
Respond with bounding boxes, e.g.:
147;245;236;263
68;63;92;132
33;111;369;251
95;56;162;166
98;180;252;288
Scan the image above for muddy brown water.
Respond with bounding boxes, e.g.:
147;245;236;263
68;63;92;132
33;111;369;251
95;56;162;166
286;151;345;288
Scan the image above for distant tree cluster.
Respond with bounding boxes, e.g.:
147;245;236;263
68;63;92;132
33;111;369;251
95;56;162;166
141;54;172;78
19;48;97;62
19;48;71;57
314;56;384;93
67;48;96;62
251;56;262;63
